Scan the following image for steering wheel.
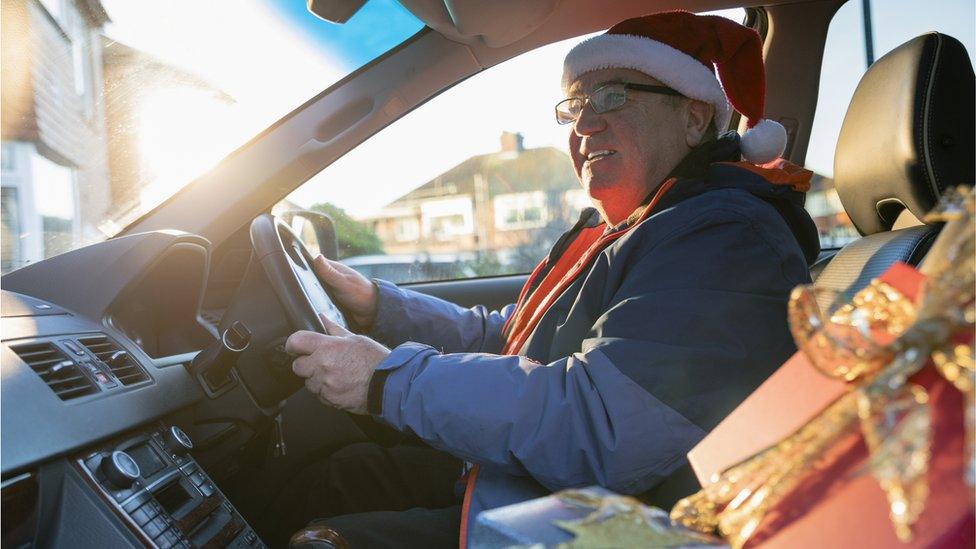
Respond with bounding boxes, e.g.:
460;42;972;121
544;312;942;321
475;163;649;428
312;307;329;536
249;214;348;335
248;214;400;441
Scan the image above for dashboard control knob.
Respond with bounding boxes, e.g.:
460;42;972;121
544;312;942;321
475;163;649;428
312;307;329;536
101;450;140;488
164;425;193;456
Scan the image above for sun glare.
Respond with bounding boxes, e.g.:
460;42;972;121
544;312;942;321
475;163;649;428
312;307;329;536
136;88;247;211
101;0;345;217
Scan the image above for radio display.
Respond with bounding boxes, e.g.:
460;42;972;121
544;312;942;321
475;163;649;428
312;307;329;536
129;443;166;479
156;480;191;515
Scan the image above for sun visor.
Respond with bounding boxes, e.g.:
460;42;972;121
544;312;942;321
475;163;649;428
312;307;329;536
397;0;562;47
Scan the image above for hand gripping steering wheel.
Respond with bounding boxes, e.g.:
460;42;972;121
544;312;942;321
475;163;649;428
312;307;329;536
249;215;399;441
249;214;348;335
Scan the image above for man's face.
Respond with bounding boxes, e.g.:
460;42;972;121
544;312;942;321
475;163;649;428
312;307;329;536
567;68;691;225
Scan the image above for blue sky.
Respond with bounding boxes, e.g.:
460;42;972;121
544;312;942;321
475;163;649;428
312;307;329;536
263;0;423;72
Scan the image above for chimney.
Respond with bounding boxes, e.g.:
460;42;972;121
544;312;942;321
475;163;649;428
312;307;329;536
500;131;524;154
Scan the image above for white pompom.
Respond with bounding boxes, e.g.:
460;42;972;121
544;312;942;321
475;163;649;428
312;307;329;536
740;119;787;164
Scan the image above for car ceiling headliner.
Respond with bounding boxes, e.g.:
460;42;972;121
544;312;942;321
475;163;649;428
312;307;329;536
396;0;810;47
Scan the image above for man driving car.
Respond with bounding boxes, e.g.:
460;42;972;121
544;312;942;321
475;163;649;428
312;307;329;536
273;11;820;548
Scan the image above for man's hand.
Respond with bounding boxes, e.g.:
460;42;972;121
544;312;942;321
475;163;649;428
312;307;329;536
286;314;390;414
311;255;379;329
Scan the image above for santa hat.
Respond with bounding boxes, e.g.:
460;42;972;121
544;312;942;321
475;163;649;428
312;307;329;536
562;11;787;164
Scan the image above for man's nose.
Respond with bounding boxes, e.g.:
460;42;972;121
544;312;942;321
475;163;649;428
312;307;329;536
573;102;606;136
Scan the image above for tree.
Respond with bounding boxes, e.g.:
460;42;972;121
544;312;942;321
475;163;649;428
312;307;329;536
310;202;383;259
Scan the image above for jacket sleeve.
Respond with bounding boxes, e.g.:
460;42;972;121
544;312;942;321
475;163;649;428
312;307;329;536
370;208;802;495
369;279;515;354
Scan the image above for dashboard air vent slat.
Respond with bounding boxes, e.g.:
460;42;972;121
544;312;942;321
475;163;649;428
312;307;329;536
47;374;90;388
80;341;114;353
23;357;69;372
14;348;60;360
77;335;149;386
10;342;97;401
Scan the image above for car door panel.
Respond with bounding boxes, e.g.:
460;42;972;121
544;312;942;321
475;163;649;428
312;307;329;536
404;274;527;312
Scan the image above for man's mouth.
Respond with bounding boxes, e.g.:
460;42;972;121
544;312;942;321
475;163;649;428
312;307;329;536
584;150;616;163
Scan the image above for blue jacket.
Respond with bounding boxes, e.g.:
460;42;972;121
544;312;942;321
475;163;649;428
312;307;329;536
364;138;819;544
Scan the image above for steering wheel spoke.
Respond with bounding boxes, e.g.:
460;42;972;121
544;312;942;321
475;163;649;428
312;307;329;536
250;214;348;335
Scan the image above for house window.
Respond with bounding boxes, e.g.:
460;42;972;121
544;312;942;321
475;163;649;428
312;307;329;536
1;187;21;273
394;217;420;242
805;187;844;218
1;144;15;172
421;196;474;241
428;214;468;241
494;191;547;230
31;152;77;258
64;5;94;116
72;33;88;97
562;189;591;219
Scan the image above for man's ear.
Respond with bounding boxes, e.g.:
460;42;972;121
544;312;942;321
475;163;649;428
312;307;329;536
684;99;714;147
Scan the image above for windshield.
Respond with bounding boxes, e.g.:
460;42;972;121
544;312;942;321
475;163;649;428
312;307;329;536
0;0;422;274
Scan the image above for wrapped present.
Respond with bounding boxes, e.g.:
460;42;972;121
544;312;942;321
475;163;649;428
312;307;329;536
683;337;972;548
675;187;975;548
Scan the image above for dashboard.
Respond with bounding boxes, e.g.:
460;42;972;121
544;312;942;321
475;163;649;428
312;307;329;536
1;422;264;548
0;230;281;548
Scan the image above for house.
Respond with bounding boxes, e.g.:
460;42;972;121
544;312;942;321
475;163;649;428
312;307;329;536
0;0;238;274
805;173;859;248
1;0;110;272
363;132;588;270
99;37;235;228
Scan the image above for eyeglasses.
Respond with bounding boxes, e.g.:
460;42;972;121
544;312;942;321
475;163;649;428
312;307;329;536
554;82;684;125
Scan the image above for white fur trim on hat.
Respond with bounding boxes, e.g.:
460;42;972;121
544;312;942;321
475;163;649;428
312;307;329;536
740;118;787;164
562;33;732;130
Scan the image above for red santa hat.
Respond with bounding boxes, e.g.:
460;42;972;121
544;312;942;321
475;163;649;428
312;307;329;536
562;11;787;164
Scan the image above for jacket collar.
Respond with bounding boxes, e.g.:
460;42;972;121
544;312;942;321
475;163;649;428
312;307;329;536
614;132;742;230
615;132;821;263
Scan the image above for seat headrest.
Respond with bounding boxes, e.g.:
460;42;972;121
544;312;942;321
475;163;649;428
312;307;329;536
834;33;975;235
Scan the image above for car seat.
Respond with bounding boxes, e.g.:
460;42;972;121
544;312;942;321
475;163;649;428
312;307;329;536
810;32;975;298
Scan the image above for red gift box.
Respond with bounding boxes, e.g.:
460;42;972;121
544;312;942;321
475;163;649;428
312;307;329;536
686;264;975;548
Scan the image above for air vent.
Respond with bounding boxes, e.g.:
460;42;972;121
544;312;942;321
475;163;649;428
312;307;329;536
10;342;97;400
77;335;150;386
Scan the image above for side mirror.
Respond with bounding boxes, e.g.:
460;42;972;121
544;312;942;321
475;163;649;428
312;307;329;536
280;210;339;261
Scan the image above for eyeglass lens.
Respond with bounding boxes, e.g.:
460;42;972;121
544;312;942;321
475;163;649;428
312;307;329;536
555;85;629;124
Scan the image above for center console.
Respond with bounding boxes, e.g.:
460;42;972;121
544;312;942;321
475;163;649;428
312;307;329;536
76;423;264;548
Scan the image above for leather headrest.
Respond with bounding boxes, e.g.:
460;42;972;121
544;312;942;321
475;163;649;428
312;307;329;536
834;33;975;235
